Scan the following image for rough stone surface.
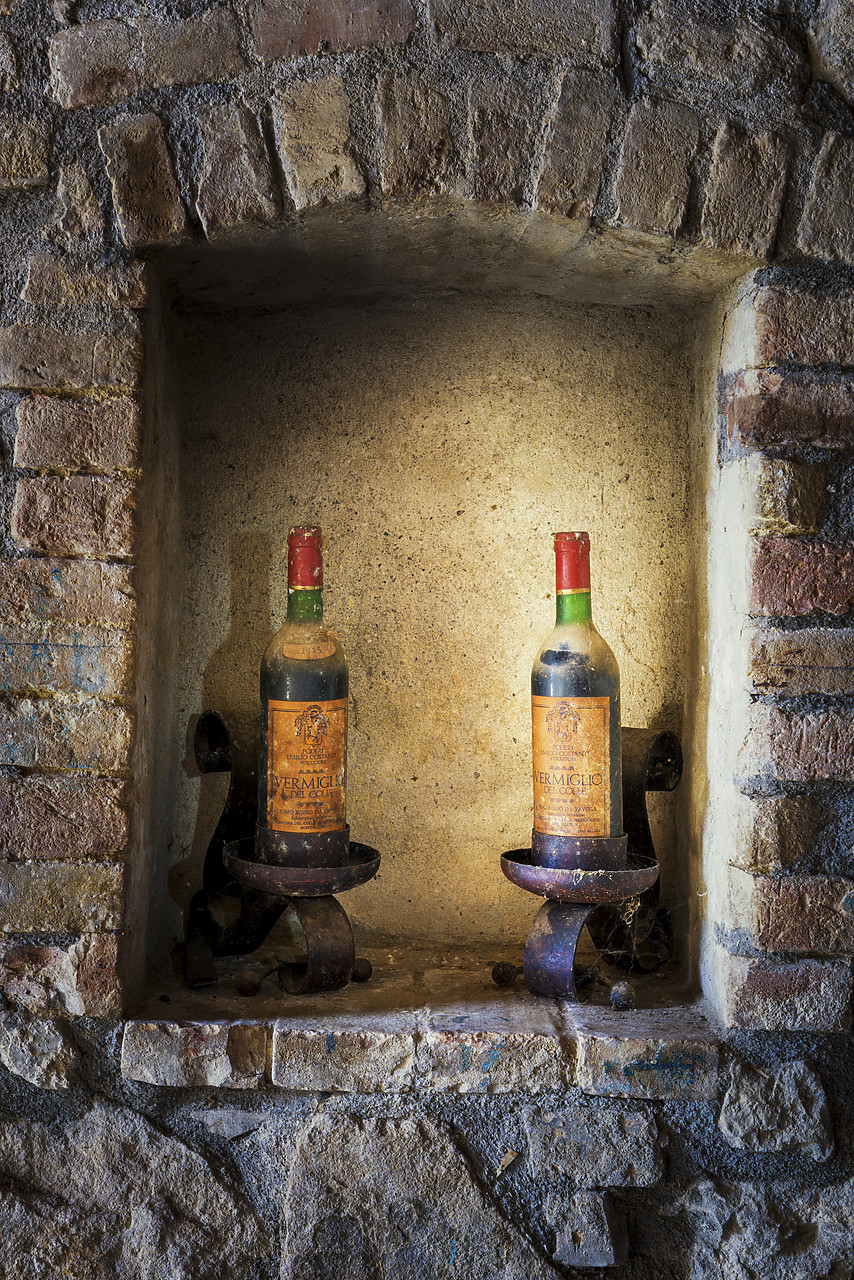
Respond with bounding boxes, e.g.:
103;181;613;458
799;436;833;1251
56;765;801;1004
277;76;364;210
536;69;616;218
0;1103;267;1275
0;696;133;773
422;1029;564;1093
0;34;18;91
750;627;854;696
433;0;615;61
0;558;135;629
719;1059;833;1160
701;124;788;258
743;704;854;784
730;792;823;872
15;394;140;472
470;79;538;205
0;1007;77;1089
728;369;854;452
98;113;188;247
12;475;138;557
799;132;854;263
730;867;854;954
378;71;455;197
0;621;133;698
751;538;854;616
0;934;120;1015
525;1105;662;1187
744;456;825;536
48;19;135;108
0;325;141;393
0;860;124;932
272;1025;415;1092
122;1022;268;1088
615;98;699;237
810;0;854;106
22;254;147;309
248;0;416;61
0;116;50;189
754;288;854;367
196;104;280;235
573;1019;720;1099
550;1191;626;1269
49;162;103;244
716;950;853;1031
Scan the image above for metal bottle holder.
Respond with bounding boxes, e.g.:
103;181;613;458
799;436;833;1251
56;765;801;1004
184;710;380;993
500;727;682;1000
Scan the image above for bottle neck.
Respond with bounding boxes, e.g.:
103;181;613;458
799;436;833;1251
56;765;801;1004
287;587;323;623
555;588;592;626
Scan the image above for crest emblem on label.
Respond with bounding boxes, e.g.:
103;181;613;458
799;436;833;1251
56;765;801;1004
267;697;347;833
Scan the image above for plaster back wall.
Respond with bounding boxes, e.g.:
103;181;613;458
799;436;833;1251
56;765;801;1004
160;289;696;949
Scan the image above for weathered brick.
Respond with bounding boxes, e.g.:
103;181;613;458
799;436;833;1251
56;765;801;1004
751;538;854;617
12;475;137;558
701;124;788;258
470;79;538;205
615;99;699;237
378;72;455;198
98;113;188;248
15;395;140;473
0;622;133;698
0;934;120;1016
728;369;854;451
744;456;826;537
433;0;614;61
0;116;50;189
730;792;822;873
277;77;365;210
122;1022;268;1088
0;558;135;630
799;132;854;263
717;950;852;1030
274;1026;416;1092
536;69;616;219
422;1029;564;1093
525;1106;662;1187
753;288;854;367
0;775;128;861
750;627;854;696
50;163;103;245
730;868;854;954
551;1192;626;1269
49;11;247;108
0;325;141;394
0;35;19;92
248;0;416;61
575;1028;719;1100
742;704;854;783
196;104;280;236
810;0;854;107
0;862;124;933
22;255;147;309
0;696;133;773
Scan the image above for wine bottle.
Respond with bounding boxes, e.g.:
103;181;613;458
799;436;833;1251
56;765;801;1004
531;531;623;848
256;527;349;867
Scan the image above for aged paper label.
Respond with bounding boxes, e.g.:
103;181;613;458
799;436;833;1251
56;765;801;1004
278;638;336;660
267;697;347;832
531;695;610;837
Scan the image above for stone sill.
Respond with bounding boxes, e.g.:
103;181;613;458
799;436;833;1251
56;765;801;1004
122;949;721;1097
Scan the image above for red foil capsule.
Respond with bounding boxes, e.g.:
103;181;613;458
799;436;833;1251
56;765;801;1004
288;526;324;588
554;531;591;591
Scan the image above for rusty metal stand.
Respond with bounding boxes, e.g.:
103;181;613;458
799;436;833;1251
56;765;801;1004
184;711;380;994
500;727;682;1000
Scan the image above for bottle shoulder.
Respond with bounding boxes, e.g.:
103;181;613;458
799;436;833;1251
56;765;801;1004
531;621;619;697
261;620;348;699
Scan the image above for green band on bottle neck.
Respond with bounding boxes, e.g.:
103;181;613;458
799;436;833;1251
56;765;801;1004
556;589;592;626
287;588;323;622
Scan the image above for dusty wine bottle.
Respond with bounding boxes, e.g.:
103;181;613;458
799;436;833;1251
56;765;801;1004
256;527;349;867
531;531;623;850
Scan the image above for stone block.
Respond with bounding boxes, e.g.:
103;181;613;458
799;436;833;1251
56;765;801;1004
749;628;854;696
469;78;538;205
12;475;137;557
525;1105;662;1187
753;288;854;367
0;934;120;1015
729;867;854;954
122;1021;268;1088
378;72;455;198
0;1008;77;1089
0;35;19;92
0;116;50;189
196;104;280;236
743;704;854;784
615;98;699;237
744;456;826;537
272;1025;415;1092
248;0;416;61
138;9;247;94
536;69;616;219
0;696;133;773
550;1191;627;1269
49;19;136;108
21;255;147;309
701;124;788;258
719;1059;833;1160
0;861;124;932
0;325;141;393
750;538;854;617
277;77;365;210
799;132;854;263
727;369;854;452
50;163;103;244
810;0;854;106
575;1026;720;1100
0;558;135;629
98;113;188;247
432;0;615;62
15;395;140;471
716;949;852;1030
730;792;822;872
422;1029;564;1092
0;621;133;698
